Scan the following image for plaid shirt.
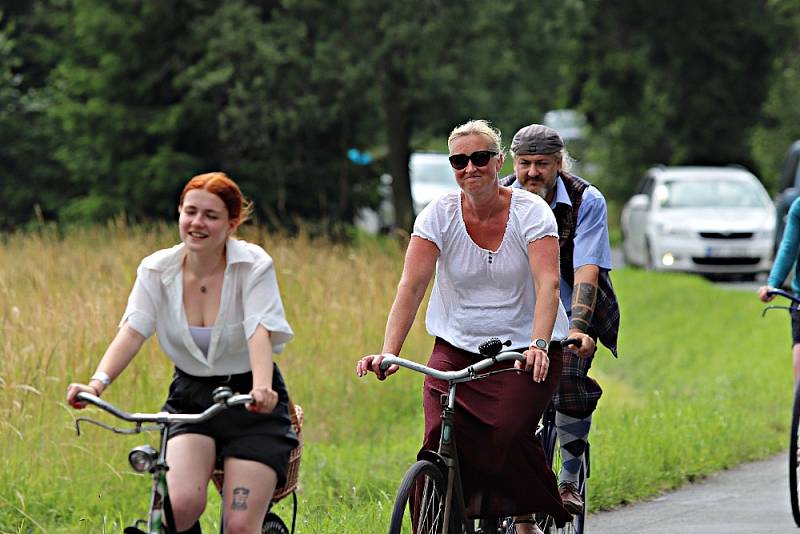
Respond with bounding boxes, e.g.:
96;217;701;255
500;172;620;357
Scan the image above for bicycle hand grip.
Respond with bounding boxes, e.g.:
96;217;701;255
561;337;582;349
766;288;800;304
76;391;99;403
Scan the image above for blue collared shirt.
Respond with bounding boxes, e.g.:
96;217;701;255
515;176;612;313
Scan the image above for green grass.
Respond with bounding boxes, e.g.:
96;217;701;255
0;225;793;532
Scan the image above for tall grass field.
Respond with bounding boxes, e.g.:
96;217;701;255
0;224;793;532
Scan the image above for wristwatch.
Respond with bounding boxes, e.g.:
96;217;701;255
91;371;112;387
531;338;549;353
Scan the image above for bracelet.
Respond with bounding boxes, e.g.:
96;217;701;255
91;371;112;387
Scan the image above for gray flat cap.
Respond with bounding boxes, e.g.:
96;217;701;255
511;124;564;155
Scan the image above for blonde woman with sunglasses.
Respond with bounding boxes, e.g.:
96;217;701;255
358;120;571;533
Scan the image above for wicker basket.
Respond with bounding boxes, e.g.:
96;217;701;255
211;398;304;502
272;399;303;502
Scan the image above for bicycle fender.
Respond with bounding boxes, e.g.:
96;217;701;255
416;449;449;474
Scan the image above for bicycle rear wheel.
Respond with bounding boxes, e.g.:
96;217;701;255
790;380;800;527
389;460;456;534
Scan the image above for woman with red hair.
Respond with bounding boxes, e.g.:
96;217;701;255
67;172;297;533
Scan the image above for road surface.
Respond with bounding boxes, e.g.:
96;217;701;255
588;453;797;533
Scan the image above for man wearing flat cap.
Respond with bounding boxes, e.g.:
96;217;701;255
501;124;620;516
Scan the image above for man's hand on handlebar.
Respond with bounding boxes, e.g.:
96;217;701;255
356;354;400;380
565;331;595;358
66;383;98;409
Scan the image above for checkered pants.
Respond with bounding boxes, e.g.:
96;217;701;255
552;348;603;418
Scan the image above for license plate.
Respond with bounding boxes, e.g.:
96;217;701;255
704;245;750;257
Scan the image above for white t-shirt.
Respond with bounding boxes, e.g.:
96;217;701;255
120;238;294;376
412;188;569;353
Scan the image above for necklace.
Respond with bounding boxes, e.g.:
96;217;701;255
190;253;225;295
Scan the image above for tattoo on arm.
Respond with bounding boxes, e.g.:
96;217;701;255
232;486;251;511
570;282;597;333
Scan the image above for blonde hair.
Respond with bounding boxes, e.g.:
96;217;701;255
447;119;504;155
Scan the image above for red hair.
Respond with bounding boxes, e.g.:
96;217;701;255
179;172;252;223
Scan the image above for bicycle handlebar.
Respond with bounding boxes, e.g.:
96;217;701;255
766;288;800;305
75;389;254;426
379;338;581;382
379;351;526;381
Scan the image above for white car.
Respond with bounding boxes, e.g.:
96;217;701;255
355;152;457;233
620;166;775;278
408;152;459;213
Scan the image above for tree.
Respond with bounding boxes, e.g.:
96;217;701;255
0;6;66;230
750;0;800;190
570;0;779;202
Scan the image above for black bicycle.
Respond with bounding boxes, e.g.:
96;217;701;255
74;387;297;534
379;337;580;534
535;401;588;534
762;287;800;528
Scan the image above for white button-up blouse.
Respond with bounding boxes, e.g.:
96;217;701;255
120;238;294;376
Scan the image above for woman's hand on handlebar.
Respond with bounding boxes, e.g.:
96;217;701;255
515;347;548;383
66;383;98;409
758;285;776;303
356;354;399;380
247;385;278;413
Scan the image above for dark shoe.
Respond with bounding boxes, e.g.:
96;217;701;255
559;481;584;515
514;516;544;534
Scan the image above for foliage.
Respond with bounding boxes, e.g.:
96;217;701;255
572;0;779;200
1;1;799;230
0;226;793;530
750;0;800;191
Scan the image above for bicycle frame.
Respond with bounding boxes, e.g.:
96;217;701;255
74;387;253;534
381;349;526;533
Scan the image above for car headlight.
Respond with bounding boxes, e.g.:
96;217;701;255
128;445;158;473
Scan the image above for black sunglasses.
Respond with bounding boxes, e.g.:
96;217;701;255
448;150;498;170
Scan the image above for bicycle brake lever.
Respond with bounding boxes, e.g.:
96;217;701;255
762;305;792;318
75;416;154;435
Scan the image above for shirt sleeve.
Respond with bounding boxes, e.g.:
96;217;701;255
573;189;613;270
520;196;559;243
119;263;157;338
242;256;294;353
769;197;800;288
412;199;444;250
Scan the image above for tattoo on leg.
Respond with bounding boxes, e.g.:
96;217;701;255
232;486;250;510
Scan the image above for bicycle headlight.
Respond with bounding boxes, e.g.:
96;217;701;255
128;445;158;473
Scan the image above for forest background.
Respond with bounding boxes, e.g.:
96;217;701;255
2;0;800;235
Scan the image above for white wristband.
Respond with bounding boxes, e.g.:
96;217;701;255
90;371;112;387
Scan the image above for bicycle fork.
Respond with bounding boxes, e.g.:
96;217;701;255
438;383;473;534
146;429;174;534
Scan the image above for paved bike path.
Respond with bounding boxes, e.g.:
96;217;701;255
588;453;797;533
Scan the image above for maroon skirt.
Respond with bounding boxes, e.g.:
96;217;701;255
421;338;571;523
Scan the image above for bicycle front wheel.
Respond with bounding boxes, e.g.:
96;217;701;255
790;380;800;527
388;460;454;534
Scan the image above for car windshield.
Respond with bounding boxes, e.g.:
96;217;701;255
655;179;767;208
411;155;453;185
